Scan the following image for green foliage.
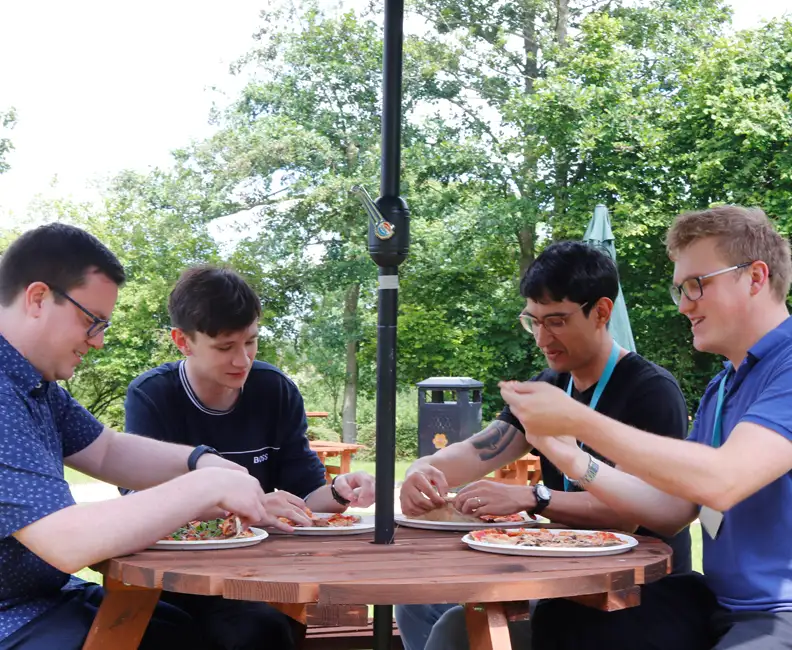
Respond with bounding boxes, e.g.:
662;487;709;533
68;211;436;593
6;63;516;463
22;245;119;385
0;107;15;175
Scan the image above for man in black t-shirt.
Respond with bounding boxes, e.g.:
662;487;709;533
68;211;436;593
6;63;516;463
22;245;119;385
123;266;376;650
395;241;691;650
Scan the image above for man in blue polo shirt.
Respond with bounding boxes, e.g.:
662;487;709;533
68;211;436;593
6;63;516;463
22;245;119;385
0;224;300;650
501;205;792;649
124;265;376;650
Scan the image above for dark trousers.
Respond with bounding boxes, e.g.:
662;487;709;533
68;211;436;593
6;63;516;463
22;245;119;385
531;573;792;650
0;582;206;650
160;591;299;650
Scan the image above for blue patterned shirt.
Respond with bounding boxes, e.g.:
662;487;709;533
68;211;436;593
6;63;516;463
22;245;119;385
0;335;104;640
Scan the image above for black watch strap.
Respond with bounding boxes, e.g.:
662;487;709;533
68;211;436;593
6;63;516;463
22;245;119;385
530;484;551;516
188;444;220;471
330;476;351;506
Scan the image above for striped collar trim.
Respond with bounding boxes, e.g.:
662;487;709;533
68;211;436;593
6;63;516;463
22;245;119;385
179;360;240;416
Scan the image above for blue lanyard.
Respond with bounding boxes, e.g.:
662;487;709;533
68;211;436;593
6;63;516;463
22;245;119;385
563;342;621;491
711;368;733;448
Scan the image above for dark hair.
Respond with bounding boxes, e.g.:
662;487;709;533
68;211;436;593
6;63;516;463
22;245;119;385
0;223;126;306
168;266;261;337
520;241;620;314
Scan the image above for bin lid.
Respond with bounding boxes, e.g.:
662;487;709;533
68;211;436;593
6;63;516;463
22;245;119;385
416;377;484;390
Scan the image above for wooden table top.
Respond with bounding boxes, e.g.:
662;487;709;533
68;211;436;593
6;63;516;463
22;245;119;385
96;527;671;607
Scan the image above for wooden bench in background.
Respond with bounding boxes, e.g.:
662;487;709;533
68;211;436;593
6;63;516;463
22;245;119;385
298;604;403;649
308;440;367;484
491;453;542;486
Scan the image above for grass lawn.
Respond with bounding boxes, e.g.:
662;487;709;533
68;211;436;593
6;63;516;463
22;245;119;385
349;459;412;484
691;521;703;574
64;466;97;485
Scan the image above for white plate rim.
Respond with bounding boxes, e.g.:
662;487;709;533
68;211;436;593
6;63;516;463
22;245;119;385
150;527;269;550
461;529;638;557
395;512;541;531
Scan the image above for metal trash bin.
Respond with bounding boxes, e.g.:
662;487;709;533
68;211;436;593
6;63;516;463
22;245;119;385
416;377;484;457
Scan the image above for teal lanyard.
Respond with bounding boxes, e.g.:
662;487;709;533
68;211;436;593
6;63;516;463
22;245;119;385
711;368;733;448
563;342;621;492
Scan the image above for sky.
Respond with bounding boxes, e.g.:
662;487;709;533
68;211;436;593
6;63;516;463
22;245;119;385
0;0;789;228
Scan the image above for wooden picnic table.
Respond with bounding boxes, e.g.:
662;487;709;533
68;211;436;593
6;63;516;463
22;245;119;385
82;526;671;650
309;440;367;483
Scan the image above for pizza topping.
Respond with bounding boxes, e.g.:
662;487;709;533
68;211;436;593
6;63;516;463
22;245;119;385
164;515;254;542
277;511;363;528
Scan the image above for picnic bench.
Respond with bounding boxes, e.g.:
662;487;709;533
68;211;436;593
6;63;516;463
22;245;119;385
84;526;672;650
308;440;367;483
491;453;542;486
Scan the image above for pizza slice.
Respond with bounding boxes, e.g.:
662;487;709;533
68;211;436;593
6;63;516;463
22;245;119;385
163;514;253;542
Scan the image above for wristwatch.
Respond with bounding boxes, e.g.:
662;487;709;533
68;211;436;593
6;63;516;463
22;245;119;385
187;444;221;471
530;484;552;516
330;476;351;506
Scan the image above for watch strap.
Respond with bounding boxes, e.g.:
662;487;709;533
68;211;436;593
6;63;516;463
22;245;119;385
330;476;351;506
188;444;220;471
530;484;551;516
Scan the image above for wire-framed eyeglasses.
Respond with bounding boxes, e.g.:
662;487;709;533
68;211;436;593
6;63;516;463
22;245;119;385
669;262;754;306
50;286;111;338
518;302;589;337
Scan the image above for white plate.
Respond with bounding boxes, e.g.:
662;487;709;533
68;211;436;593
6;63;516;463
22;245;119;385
395;512;542;532
461;529;638;557
279;513;375;535
149;527;269;551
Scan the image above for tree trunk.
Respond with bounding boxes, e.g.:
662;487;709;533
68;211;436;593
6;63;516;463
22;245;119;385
341;282;360;443
556;0;569;46
518;225;535;281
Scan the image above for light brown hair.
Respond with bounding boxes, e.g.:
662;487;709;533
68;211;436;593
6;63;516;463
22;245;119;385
666;205;792;301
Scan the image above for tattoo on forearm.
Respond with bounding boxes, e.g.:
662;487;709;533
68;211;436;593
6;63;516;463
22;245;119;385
471;421;521;462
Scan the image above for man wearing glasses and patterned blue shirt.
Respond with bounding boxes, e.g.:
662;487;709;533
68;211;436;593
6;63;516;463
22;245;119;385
0;224;301;650
502;205;792;649
396;241;692;650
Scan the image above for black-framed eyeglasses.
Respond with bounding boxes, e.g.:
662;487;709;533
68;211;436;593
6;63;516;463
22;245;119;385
50;286;111;338
518;302;589;338
669;262;754;306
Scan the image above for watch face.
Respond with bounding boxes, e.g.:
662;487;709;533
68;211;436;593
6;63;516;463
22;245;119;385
536;485;551;501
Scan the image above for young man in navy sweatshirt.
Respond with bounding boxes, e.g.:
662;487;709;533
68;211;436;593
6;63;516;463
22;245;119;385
124;265;375;650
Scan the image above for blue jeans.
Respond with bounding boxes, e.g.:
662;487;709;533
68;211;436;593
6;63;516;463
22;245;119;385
395;604;457;650
396;603;533;650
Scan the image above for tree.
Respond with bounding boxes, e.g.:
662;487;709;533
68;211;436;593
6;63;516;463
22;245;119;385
0;107;16;175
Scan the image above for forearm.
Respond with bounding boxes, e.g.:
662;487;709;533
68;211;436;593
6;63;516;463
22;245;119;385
571;411;730;507
413;421;530;488
305;485;346;513
572;457;697;537
15;472;216;574
542;490;638;532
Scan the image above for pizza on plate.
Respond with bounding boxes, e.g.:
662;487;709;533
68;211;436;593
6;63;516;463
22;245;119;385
469;528;624;548
163;514;253;542
278;508;363;528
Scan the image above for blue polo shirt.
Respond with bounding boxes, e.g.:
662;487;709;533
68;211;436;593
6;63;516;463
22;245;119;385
689;316;792;612
0;336;104;641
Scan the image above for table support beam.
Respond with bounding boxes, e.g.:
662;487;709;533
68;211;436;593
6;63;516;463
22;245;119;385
82;578;160;650
465;603;512;650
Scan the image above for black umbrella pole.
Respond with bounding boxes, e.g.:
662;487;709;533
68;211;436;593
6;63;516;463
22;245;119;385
374;267;398;544
373;266;398;649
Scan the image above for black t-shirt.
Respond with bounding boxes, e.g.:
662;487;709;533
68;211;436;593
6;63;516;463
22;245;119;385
498;352;692;574
124;360;326;499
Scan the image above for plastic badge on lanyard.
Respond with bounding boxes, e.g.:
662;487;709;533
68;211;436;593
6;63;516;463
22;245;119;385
700;368;732;540
563;343;621;492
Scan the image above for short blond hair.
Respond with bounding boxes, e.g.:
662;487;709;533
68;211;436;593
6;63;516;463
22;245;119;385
666;205;792;301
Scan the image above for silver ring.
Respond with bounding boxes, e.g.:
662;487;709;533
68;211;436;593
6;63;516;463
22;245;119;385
475;497;481;505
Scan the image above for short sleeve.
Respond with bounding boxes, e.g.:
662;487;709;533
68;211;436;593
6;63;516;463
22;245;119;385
124;385;171;441
0;393;76;538
741;361;792;442
53;385;104;458
273;383;326;499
